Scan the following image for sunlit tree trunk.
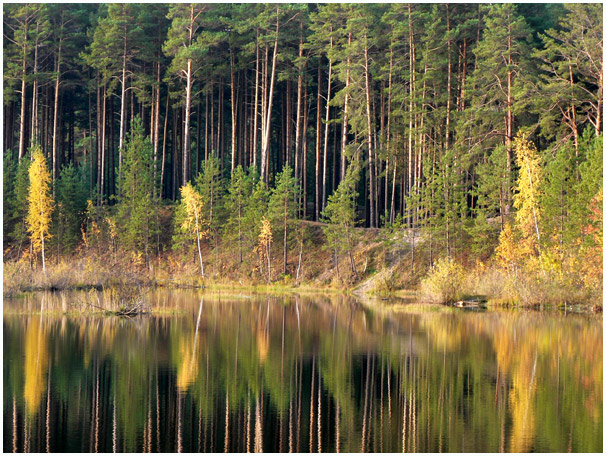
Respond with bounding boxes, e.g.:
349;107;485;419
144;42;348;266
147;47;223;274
261;9;279;183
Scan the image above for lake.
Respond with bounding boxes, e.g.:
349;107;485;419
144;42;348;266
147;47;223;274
3;290;603;452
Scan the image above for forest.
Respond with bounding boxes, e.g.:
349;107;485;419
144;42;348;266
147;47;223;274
3;3;603;305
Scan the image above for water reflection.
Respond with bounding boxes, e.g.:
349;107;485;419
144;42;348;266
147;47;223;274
3;291;603;452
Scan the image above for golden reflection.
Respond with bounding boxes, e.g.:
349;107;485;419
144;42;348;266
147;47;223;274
176;332;200;391
24;318;49;416
508;346;538;453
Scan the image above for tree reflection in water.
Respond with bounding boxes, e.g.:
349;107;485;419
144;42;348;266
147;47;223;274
3;290;603;452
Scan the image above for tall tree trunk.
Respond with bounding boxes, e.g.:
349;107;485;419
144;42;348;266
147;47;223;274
340;32;352;179
286;79;292;168
204;87;209;162
283;195;288;275
315;65;322;221
568;62;579;156
161;92;169;197
294;30;304;187
154;62;161;181
253;30;260;169
30;22;40;149
387;41;394;223
322;35;333;214
96;75;101;202
261;9;280;183
184;58;193;184
364;37;376;228
445;5;452;152
230;50;237;174
52;35;63;195
407;5;415;225
302;82;308;219
118;45;127;173
505;15;513;215
100;85;107;202
18;20;28;161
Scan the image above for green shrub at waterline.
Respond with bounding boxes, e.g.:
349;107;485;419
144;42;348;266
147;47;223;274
420;257;465;304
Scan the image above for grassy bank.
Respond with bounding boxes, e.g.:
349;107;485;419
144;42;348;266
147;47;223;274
4;222;601;311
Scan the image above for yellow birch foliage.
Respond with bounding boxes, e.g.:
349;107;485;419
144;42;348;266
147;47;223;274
513;133;542;256
26;147;54;255
578;189;603;289
179;182;206;236
256;217;273;282
257;217;272;255
496;223;521;274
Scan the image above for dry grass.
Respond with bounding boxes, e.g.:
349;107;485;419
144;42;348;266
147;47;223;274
420;257;466;304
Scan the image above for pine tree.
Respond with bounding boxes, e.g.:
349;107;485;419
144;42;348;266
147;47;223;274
268;165;299;275
5;153;33;258
470;4;534;214
164;3;207;185
537;4;603;143
322;161;360;281
195;155;225;254
224;165;252;263
53;164;87;255
466;145;509;257
116;116;159;266
26;146;54;274
540;142;575;257
242;171;269;262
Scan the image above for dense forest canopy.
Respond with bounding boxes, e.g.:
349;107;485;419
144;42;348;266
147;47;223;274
3;3;603;295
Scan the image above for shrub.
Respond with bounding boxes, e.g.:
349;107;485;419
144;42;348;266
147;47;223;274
420;257;465;303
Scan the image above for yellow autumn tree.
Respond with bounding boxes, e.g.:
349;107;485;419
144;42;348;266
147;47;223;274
177;182;208;277
26;146;54;275
496;223;522;276
513;133;543;258
256;217;272;283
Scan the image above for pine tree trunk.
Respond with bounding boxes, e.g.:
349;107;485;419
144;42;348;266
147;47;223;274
195;211;205;277
283;195;288;275
445;5;452;152
52;41;62;194
505;17;513;215
161;92;169;198
253;31;260;169
340;33;352;179
364;38;375;228
315;65;322;221
119;49;127;171
18;21;28;161
230;50;237;174
261;10;279;183
154;62;161;179
322;36;333;213
286;79;291;168
203;88;208;162
96;76;101;202
407;5;415;225
294;32;304;186
100;85;107;202
184;58;193;184
387;43;394;223
302;83;308;219
30;22;39;149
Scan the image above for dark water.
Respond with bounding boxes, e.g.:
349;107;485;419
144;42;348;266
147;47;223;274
3;290;603;453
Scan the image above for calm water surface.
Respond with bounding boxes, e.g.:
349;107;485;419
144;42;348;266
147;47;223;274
3;290;603;452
